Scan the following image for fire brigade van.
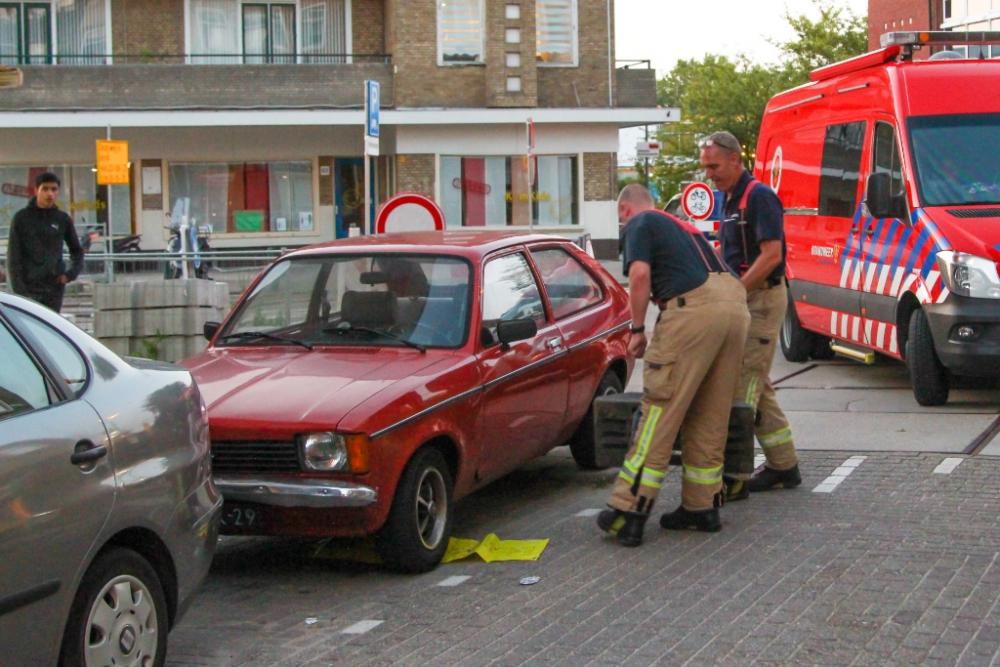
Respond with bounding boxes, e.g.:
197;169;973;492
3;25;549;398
757;31;1000;406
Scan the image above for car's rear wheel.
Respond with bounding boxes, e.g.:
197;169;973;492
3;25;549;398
376;447;454;573
59;547;168;667
780;296;812;362
569;369;624;470
907;308;950;406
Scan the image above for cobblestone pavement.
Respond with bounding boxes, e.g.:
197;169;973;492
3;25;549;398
168;448;1000;667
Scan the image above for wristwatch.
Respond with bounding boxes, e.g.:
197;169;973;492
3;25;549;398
630;325;645;334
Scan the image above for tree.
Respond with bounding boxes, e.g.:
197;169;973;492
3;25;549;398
646;0;867;203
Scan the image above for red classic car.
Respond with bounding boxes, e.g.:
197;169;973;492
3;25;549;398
183;231;633;572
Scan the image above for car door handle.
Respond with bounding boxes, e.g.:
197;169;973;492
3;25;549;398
850;225;859;234
70;441;107;466
547;337;563;350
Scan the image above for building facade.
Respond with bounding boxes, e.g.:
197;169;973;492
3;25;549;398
0;0;666;260
869;0;999;57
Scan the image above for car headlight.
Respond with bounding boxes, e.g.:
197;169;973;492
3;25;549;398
936;251;1000;299
299;433;348;471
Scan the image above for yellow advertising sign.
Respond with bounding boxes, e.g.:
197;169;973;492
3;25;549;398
96;140;129;185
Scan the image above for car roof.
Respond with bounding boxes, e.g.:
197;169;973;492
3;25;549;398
285;230;575;261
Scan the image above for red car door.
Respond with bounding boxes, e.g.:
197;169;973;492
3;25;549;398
527;244;611;442
475;249;568;482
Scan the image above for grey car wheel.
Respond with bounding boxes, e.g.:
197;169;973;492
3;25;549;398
60;548;169;667
415;467;448;550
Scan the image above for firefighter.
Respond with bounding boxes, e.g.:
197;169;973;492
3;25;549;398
700;131;802;497
598;184;750;547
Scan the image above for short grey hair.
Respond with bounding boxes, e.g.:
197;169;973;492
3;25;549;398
617;183;655;208
700;131;743;157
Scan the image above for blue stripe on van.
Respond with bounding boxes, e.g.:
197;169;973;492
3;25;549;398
904;228;930;276
888;226;912;275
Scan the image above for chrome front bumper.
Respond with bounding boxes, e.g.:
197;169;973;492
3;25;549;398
213;475;378;508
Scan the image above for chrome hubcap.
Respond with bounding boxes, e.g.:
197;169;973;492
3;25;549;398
782;312;792;346
84;575;158;667
415;468;447;550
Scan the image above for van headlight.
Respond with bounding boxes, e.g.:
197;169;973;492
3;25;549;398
299;433;348;471
936;251;1000;299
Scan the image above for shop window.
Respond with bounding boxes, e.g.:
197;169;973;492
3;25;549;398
438;0;484;64
168;161;313;234
440;155;577;228
536;0;576;65
0;164;130;240
818;121;866;218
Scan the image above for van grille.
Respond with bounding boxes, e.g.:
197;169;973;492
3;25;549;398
211;441;300;474
946;208;1000;218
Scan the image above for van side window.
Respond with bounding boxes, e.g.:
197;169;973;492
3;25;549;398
873;122;905;197
819;121;866;218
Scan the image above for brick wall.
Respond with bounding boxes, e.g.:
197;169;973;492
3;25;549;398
616;68;656;108
537;0;614;108
583;152;615;201
485;0;538;107
1;64;393;110
396;154;436;197
868;0;941;59
111;0;184;60
353;0;386;55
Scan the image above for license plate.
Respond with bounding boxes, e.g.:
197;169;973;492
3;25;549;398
220;503;263;530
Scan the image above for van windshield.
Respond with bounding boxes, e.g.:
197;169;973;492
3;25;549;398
908;113;1000;207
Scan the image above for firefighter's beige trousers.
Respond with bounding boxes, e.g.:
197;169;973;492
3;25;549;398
733;281;799;473
608;273;751;513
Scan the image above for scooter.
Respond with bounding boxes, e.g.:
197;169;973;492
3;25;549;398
76;216;103;253
165;219;211;280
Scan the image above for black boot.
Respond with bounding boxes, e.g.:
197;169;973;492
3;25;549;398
723;478;749;502
746;464;802;492
659;505;722;533
597;509;649;547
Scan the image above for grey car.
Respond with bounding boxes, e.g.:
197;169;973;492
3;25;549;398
0;292;222;667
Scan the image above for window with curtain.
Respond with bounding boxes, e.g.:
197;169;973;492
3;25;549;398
168;161;314;234
190;0;239;64
302;0;346;63
536;0;576;65
441;155;578;228
56;0;107;64
438;0;484;64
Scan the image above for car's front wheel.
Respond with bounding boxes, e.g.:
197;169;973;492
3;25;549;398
59;547;169;667
907;308;950;406
376;447;454;573
780;296;812;362
569;369;624;470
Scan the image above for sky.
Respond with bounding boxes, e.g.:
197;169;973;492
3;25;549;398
615;0;870;164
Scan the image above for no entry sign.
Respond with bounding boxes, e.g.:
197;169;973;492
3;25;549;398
681;182;714;221
375;192;445;234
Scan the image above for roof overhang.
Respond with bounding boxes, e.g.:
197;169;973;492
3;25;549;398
0;107;678;129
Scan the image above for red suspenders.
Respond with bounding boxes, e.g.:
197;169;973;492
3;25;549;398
736;179;761;274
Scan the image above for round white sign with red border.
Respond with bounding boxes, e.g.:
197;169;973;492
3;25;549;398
681;182;714;221
375;192;445;234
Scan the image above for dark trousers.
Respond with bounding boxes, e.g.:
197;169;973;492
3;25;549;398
21;286;65;313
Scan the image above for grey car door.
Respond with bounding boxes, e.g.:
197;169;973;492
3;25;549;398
0;310;116;667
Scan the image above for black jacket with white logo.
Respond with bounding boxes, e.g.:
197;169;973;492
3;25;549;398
6;197;84;294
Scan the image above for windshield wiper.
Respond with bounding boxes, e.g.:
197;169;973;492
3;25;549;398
218;331;313;350
323;324;426;353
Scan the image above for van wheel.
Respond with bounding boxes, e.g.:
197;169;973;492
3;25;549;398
907;308;950;406
780;297;811;362
569;370;624;470
375;447;453;573
809;334;836;360
59;548;168;667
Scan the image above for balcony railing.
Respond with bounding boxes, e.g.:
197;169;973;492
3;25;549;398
2;53;393;66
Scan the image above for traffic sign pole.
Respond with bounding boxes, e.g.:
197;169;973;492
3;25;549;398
364;80;380;235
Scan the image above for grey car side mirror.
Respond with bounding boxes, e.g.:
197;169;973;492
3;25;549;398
496;319;537;350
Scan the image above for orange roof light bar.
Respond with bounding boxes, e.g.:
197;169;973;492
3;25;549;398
881;30;1000;47
810;45;902;82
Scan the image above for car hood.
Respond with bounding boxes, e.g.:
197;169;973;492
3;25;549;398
181;347;445;437
923;207;1000;260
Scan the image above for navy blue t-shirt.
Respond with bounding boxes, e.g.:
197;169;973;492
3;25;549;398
720;170;786;281
623;210;730;302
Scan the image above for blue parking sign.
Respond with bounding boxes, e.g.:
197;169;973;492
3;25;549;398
365;80;380;138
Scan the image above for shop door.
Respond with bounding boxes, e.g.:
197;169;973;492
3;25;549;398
334;158;378;237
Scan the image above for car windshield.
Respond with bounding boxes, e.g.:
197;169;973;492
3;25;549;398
220;254;472;349
908;113;1000;206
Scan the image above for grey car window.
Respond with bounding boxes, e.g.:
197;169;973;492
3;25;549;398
6;309;89;395
482;252;545;341
0;322;51;420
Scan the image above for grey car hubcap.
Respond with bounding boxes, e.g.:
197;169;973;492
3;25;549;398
85;575;158;667
415;468;447;550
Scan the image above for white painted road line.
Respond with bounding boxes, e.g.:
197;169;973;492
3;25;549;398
342;620;384;634
934;457;965;474
576;509;602;517
813;456;867;493
437;575;471;587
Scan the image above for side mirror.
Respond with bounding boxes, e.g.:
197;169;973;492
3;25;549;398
865;173;892;219
203;321;220;342
496;319;537;349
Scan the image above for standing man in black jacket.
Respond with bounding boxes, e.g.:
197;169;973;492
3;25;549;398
6;172;84;312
